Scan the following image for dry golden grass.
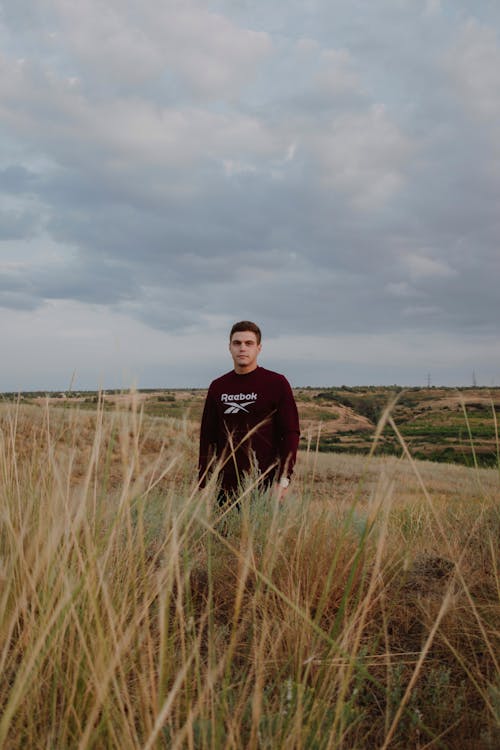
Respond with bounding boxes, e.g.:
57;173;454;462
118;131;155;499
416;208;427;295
0;398;499;749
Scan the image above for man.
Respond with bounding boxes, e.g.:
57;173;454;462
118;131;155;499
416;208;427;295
198;321;300;505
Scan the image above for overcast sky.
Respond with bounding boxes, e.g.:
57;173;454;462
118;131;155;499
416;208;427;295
1;0;499;390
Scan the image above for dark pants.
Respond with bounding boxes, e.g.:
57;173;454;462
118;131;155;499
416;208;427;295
216;475;274;511
216;489;239;511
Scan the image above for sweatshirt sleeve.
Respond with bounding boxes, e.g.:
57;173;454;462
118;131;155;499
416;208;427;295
276;377;300;479
198;386;219;487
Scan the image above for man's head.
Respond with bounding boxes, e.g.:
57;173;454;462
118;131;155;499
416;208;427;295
229;321;262;374
230;320;261;345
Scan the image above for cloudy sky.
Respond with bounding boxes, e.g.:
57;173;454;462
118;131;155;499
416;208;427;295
1;0;499;390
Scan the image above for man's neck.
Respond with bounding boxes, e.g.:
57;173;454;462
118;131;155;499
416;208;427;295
233;363;259;375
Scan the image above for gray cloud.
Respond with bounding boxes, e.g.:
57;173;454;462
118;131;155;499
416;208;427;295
0;0;499;386
0;207;39;239
0;165;39;193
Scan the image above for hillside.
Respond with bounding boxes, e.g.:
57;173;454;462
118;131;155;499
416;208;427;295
298;386;500;467
4;385;499;468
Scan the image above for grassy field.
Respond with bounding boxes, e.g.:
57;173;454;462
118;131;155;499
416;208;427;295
0;396;499;748
8;385;500;467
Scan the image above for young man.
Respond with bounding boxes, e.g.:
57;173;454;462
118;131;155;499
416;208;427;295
198;321;300;504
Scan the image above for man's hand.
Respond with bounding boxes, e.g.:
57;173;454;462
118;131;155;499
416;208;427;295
272;482;289;504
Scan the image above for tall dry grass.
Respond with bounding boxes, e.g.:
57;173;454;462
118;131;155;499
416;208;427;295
0;396;499;749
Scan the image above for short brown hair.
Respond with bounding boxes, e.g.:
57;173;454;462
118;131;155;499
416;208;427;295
230;320;262;344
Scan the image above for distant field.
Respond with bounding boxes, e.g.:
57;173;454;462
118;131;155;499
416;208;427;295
4;385;500;467
0;400;498;748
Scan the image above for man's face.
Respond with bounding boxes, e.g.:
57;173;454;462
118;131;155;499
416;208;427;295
229;331;261;373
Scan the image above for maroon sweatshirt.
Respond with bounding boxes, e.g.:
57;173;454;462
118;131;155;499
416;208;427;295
198;366;300;492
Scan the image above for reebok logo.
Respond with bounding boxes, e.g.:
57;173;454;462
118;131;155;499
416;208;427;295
221;392;257;414
221;393;257;402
